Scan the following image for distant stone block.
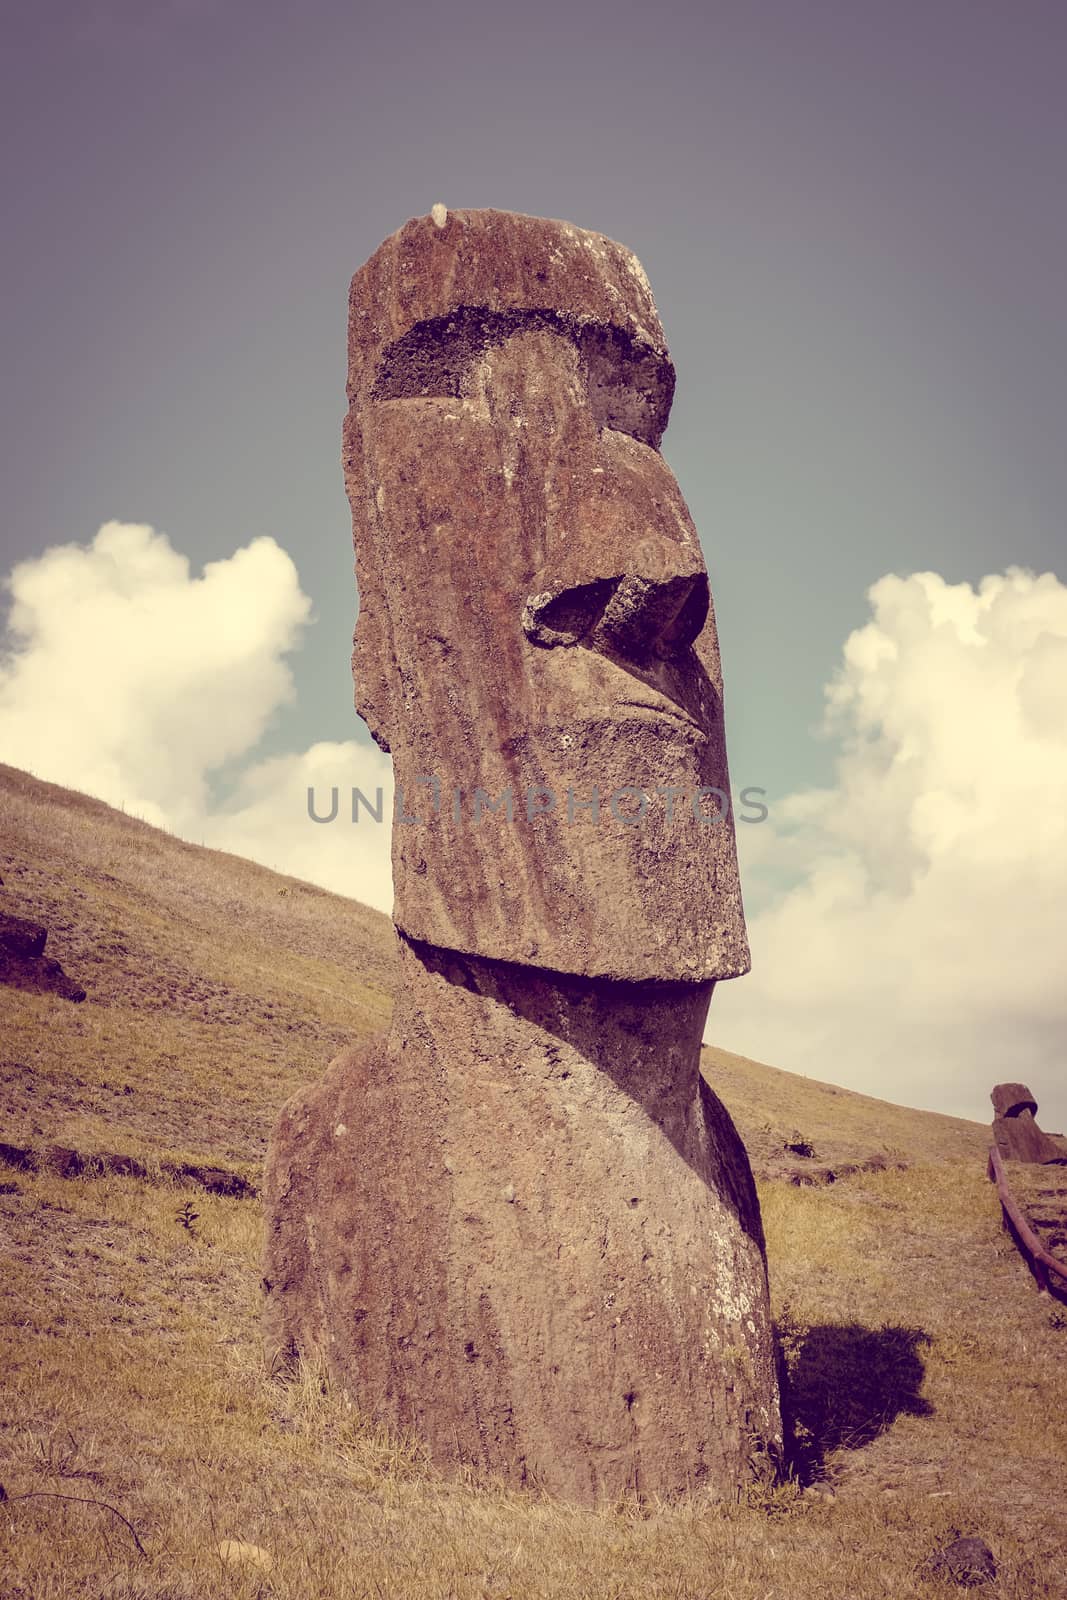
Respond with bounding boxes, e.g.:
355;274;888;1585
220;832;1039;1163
991;1082;1065;1164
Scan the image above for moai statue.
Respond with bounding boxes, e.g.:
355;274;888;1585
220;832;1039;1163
263;209;781;1506
991;1083;1067;1164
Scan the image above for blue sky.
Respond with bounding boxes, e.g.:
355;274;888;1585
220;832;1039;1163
2;0;1066;1127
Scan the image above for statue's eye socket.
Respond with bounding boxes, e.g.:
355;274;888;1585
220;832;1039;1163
371;309;674;451
576;324;673;450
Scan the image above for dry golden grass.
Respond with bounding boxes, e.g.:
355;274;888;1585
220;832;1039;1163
0;761;392;1168
702;1045;989;1173
2;763;1065;1597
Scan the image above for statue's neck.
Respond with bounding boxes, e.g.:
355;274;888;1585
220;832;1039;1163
390;933;714;1122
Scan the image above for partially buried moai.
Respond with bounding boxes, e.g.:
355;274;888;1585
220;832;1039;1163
262;208;781;1505
991;1083;1067;1164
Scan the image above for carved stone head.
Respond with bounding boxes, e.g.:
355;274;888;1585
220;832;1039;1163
344;209;749;983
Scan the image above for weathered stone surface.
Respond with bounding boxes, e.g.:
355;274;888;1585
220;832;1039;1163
344;208;748;982
0;912;86;1002
991;1082;1038;1120
266;939;778;1502
923;1535;997;1586
263;208;780;1506
991;1082;1066;1164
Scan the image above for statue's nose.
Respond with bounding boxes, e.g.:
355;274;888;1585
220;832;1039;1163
522;433;710;663
523;564;708;660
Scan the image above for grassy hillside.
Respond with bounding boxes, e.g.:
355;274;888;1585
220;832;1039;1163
1;762;1064;1598
0;761;394;1173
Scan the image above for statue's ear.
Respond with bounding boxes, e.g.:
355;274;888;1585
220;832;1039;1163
352;610;394;754
345;408;396;753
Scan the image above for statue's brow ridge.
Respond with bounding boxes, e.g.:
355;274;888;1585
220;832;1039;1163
370;306;676;449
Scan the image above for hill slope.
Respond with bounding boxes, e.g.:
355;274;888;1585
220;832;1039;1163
0;762;1064;1599
0;761;394;1172
0;760;985;1179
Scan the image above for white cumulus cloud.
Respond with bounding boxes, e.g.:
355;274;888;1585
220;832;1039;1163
0;521;395;914
202;740;395;913
710;567;1067;1131
6;528;1064;1129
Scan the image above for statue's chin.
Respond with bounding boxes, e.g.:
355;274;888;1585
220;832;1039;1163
392;900;747;986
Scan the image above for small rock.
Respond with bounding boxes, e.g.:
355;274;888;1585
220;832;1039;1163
924;1536;996;1587
217;1539;273;1572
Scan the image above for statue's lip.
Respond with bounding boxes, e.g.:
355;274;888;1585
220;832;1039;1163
614;698;707;737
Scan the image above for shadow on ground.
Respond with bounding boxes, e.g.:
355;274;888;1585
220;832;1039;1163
774;1317;933;1481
